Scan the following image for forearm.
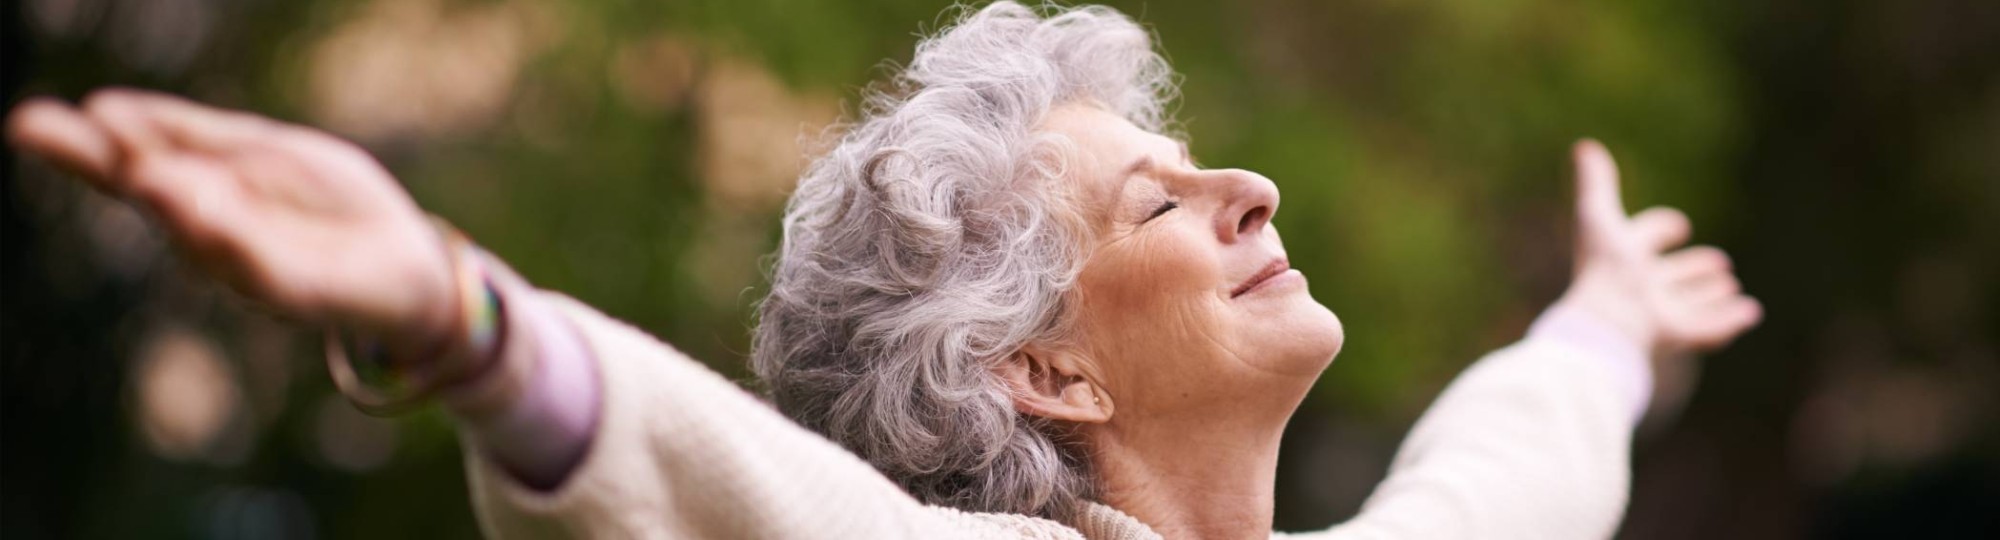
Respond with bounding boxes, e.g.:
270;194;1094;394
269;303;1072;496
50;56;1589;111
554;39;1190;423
1311;306;1650;540
442;262;602;490
1527;302;1654;422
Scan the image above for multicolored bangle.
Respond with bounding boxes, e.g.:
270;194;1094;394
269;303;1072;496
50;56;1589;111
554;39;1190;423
326;216;503;415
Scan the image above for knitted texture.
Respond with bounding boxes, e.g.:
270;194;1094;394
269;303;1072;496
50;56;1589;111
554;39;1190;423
462;292;1637;539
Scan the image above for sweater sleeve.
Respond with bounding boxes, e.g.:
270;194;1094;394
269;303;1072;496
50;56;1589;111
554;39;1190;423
458;292;1085;539
1291;308;1650;540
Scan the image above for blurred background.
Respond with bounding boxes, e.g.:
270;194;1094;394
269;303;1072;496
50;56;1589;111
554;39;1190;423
3;0;1995;538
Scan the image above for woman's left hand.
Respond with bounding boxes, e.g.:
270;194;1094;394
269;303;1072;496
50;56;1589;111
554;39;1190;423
6;90;459;355
1555;139;1763;358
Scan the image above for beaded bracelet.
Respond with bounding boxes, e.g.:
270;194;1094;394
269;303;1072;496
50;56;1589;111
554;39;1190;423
325;217;502;416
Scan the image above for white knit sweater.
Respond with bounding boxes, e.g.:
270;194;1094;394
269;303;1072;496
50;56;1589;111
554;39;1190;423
460;292;1642;539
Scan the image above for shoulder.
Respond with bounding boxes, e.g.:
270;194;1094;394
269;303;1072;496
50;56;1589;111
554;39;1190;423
931;505;1091;540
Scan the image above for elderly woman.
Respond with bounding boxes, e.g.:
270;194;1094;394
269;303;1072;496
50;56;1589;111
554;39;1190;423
8;2;1760;538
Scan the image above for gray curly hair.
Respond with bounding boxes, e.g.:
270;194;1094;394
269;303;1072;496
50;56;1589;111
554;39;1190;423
749;1;1176;522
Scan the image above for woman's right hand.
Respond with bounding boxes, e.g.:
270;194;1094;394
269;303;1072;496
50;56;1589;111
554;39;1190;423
7;89;458;353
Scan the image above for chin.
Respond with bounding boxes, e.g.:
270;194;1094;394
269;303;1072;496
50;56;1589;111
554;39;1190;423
1253;294;1344;378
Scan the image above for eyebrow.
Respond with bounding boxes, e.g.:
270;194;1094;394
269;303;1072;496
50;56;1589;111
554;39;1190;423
1109;141;1191;209
1112;155;1155;208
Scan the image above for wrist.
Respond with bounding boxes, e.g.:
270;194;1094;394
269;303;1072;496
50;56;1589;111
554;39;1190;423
1532;302;1649;359
1531;300;1658;421
383;287;460;363
1554;272;1659;354
326;218;505;415
380;225;464;359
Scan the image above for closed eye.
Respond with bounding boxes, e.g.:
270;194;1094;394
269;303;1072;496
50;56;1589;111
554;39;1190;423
1145;200;1179;222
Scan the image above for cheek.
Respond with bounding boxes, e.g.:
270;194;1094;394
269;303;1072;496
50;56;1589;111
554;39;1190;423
1074;229;1230;382
1077;230;1218;317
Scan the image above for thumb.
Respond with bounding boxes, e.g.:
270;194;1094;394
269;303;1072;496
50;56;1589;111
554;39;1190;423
1572;139;1627;243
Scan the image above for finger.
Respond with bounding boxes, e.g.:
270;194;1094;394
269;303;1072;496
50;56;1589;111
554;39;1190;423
1572;139;1627;237
1631;206;1692;253
125;153;252;252
1673;271;1741;304
124;91;281;154
1688;296;1763;346
82;88;181;172
6;98;118;182
1661;245;1732;280
1732;296;1764;329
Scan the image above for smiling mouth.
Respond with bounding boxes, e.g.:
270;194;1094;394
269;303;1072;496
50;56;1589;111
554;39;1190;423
1231;258;1291;298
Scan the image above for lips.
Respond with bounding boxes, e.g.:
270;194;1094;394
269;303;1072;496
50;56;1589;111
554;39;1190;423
1230;258;1291;298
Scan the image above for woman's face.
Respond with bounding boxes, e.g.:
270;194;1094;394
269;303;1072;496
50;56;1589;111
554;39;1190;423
1047;104;1343;421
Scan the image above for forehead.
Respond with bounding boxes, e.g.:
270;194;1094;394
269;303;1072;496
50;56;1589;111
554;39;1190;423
1040;104;1179;208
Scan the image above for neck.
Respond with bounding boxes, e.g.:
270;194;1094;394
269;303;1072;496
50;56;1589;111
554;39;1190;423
1087;412;1288;540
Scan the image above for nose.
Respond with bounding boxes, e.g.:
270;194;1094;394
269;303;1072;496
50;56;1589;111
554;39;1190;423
1210;169;1280;244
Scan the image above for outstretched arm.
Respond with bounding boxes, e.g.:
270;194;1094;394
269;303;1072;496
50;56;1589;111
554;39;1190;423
1300;140;1762;539
7;91;1072;538
7;90;599;485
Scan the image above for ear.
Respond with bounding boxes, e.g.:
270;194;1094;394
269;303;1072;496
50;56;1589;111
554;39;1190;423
994;345;1111;423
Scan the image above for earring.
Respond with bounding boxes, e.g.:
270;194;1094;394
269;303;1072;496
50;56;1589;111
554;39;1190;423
1093;395;1101;404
